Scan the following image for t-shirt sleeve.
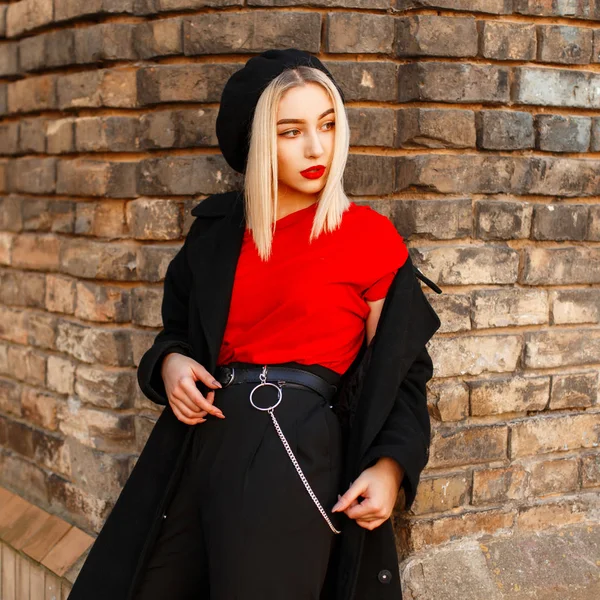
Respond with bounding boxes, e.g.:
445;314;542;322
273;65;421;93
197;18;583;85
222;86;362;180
362;214;409;302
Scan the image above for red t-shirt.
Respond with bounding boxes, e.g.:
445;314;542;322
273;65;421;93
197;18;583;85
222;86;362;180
216;201;409;375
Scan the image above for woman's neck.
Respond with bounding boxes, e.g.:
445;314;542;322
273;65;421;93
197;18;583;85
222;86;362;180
276;188;319;220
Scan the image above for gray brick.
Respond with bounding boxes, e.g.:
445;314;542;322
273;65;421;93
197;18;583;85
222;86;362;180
0;5;6;37
22;199;75;233
67;440;131;498
157;0;243;9
347;107;396;148
0;41;18;76
390;198;473;240
137;63;241;105
396;16;478;58
343;155;396;196
538;24;593;64
426;293;471;334
472;288;549;328
524;329;600;370
138;155;242;196
477;110;534;150
399;62;510;103
412;245;520;285
481;21;536;61
514;66;600;108
74;23;138;64
397;108;475;149
46;30;76;69
75;282;132;324
131;287;163;328
476;200;532;240
0;122;18;155
128;199;182;240
532;204;589;241
589;206;600;241
60;239;137;281
139;108;218;150
54;0;136;21
396;0;512;13
184;12;320;55
327;13;395;54
133;18;183;60
513;0;593;18
8;75;57;113
536;114;591;152
58;70;137;109
250;0;387;6
0;84;6;116
5;0;53;38
56;159;137;198
550;372;597;409
8;158;56;194
521;247;600;285
325;61;398;102
136;244;180;283
591;118;600;151
550;289;600;325
0;196;22;231
47;118;76;155
18;35;46;72
75;117;141;153
397;154;600;197
19;118;49;154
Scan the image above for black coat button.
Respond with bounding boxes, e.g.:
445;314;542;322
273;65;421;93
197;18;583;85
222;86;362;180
378;569;392;584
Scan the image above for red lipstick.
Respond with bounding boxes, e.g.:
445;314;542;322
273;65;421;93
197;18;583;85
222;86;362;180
300;165;326;179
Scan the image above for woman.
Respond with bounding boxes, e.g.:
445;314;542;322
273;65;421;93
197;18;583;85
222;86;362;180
68;48;442;600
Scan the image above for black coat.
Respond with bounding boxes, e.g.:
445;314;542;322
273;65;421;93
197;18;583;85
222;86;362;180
68;190;442;600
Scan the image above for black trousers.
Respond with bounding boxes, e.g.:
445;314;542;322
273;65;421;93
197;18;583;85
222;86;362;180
133;361;344;600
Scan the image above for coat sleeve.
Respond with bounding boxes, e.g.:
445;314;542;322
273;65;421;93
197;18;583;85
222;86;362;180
137;227;196;407
358;344;433;512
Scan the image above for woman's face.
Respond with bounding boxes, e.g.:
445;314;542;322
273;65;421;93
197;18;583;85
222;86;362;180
276;82;335;199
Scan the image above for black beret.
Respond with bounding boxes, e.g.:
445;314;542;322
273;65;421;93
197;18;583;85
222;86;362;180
216;48;346;174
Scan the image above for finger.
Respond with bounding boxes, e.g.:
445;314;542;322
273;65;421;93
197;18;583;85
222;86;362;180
170;389;211;420
332;480;368;513
170;387;205;416
180;378;225;419
356;518;385;531
346;498;380;520
190;364;223;392
172;402;206;425
170;401;206;425
349;501;390;522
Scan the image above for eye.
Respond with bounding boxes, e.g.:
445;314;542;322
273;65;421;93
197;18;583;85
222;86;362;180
323;121;335;130
280;129;300;137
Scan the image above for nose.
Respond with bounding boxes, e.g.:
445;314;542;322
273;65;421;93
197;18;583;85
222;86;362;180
305;129;325;158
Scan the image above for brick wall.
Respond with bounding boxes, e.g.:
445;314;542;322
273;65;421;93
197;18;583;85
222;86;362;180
0;0;599;567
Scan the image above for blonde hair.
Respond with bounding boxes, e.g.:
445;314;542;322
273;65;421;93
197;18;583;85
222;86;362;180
244;66;351;261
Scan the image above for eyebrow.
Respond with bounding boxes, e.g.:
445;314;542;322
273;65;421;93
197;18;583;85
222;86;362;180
277;108;335;125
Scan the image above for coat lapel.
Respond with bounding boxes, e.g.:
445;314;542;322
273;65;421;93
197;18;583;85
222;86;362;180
188;191;246;371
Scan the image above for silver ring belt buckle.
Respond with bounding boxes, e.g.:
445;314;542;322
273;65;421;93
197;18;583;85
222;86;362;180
249;365;282;412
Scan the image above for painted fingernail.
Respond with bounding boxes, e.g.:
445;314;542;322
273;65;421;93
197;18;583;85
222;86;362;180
212;380;222;388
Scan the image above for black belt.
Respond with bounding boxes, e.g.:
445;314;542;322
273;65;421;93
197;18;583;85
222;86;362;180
214;365;339;404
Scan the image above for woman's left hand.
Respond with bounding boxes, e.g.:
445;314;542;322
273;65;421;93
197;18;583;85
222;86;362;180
331;457;404;530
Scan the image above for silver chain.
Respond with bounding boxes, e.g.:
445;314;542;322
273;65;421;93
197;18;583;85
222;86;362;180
248;365;341;535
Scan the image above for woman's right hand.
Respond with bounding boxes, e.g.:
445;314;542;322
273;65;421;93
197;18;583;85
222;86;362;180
161;353;225;425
